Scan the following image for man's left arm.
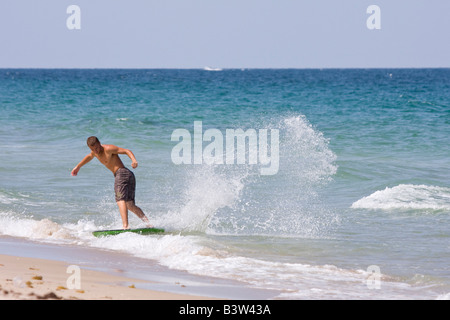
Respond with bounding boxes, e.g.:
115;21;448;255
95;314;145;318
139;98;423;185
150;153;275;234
112;145;138;168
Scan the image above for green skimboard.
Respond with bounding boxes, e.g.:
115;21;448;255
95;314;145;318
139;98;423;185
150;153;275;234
92;227;165;237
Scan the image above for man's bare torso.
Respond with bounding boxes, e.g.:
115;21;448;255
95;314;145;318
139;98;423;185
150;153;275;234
93;144;125;175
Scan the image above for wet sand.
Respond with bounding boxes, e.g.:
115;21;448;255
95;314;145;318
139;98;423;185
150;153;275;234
0;253;215;300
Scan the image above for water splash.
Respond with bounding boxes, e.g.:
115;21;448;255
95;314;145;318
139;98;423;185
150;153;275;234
163;114;339;237
162;165;248;232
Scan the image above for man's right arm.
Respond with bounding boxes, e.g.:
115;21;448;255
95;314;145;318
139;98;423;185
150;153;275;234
71;153;94;176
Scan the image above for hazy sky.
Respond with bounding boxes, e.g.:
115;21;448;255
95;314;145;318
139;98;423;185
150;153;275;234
0;0;449;68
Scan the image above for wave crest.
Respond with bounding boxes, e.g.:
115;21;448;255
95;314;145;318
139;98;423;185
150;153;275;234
351;184;450;211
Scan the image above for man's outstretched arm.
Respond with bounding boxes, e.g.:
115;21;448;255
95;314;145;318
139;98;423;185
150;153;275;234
71;153;94;176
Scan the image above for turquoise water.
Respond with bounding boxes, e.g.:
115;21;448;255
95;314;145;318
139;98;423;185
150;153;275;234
0;69;449;299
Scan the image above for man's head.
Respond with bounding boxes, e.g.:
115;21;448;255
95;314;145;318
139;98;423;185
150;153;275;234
87;136;102;154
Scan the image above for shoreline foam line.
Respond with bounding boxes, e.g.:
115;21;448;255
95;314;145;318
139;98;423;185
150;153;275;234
0;235;280;300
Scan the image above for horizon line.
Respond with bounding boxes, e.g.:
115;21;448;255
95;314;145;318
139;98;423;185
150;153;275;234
1;66;449;70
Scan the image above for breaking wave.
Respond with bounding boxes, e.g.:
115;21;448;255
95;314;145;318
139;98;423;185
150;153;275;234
351;184;450;211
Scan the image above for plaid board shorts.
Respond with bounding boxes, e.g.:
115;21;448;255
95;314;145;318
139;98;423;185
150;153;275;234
114;167;136;202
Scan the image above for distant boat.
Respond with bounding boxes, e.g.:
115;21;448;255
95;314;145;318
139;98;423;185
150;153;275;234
204;66;222;71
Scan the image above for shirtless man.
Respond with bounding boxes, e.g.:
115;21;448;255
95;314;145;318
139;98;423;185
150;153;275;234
71;136;152;229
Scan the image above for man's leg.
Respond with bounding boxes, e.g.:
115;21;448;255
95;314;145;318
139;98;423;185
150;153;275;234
126;201;153;227
117;200;129;229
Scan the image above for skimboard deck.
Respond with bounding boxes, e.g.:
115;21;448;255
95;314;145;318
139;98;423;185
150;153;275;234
92;227;165;237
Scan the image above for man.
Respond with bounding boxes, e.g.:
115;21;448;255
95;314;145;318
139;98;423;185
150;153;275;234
71;136;152;229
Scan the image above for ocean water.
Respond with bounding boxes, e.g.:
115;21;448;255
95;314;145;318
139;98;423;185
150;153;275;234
0;69;449;299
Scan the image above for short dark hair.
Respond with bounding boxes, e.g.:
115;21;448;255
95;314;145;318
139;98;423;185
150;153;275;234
87;136;100;147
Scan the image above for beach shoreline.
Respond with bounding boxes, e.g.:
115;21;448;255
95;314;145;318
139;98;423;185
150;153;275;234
0;236;277;300
0;254;212;300
0;236;216;300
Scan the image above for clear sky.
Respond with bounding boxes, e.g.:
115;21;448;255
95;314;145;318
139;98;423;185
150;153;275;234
0;0;449;68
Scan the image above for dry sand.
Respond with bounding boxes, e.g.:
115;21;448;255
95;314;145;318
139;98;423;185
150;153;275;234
0;254;214;300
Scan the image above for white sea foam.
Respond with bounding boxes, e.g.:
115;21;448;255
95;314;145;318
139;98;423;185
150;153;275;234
88;231;433;299
0;194;14;205
0;212;74;241
436;292;450;300
351;184;450;211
